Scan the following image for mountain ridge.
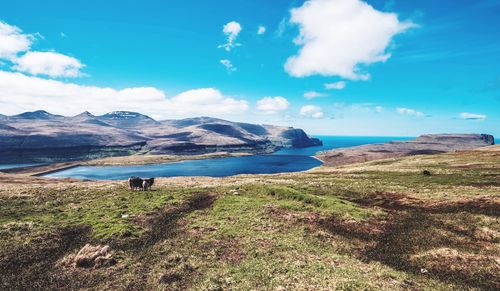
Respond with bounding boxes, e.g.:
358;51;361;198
0;111;322;163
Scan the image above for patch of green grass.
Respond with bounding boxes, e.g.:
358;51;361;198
0;187;198;240
264;185;374;220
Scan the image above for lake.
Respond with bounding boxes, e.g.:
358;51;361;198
44;136;412;180
0;163;44;170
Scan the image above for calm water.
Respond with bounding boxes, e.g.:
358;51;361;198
45;155;323;180
44;136;412;180
0;163;44;170
274;136;413;156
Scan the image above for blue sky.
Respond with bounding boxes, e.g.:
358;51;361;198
0;0;499;136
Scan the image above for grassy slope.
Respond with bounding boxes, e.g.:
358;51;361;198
0;146;498;290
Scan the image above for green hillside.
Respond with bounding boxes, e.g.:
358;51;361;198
1;146;499;290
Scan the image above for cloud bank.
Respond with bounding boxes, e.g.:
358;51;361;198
0;71;248;119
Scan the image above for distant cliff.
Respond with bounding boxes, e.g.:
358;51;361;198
0;111;322;163
317;134;494;167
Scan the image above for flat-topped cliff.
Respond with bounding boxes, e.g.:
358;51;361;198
317;133;494;166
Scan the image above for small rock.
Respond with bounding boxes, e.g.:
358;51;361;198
72;244;116;268
121;214;129;219
420;268;428;274
227;189;240;195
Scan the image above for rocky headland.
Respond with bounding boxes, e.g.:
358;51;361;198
317;133;495;166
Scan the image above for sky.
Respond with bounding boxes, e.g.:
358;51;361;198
0;0;499;136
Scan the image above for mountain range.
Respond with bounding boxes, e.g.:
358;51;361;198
0;110;322;163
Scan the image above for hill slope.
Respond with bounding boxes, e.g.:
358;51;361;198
0;146;498;290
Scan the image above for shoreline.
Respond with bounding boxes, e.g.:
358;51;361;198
29;155;324;181
82;151;252;166
2;152;254;177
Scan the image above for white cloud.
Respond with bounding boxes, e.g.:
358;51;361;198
13;51;84;78
220;59;236;72
0;21;34;60
285;0;414;80
324;81;346;90
0;21;84;78
300;105;324;118
303;91;327;99
396;107;424;117
460;112;487;120
256;96;290;114
375;106;383;113
218;21;242;52
0;70;248;118
168;88;248;116
257;26;266;35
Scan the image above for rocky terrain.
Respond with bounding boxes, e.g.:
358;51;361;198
0;111;322;163
317;133;495;166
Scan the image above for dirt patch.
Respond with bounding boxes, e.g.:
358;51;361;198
206;239;246;264
265;204;320;227
157;253;196;287
353;192;500;216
